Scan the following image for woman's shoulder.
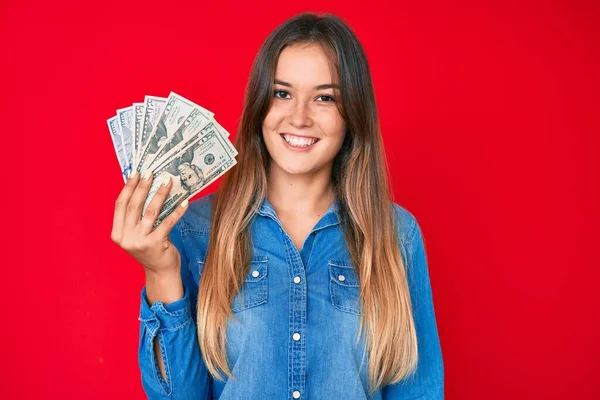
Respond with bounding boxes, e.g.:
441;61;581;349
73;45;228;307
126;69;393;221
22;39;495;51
392;201;420;242
391;201;427;269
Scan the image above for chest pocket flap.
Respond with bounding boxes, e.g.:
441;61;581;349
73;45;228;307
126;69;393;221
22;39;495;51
328;261;362;314
232;257;269;312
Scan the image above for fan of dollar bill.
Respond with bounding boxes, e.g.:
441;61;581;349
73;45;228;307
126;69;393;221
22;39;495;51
107;92;238;225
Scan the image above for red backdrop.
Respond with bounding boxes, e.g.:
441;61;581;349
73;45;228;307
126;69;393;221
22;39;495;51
2;0;598;399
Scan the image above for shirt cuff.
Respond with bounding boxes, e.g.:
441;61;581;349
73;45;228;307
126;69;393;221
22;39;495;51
138;285;192;334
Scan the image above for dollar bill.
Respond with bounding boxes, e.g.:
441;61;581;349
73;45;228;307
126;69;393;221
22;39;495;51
148;112;234;171
145;105;215;170
150;120;237;172
136;96;167;172
107;116;131;182
116;106;134;169
142;130;237;226
137;92;214;172
132;103;144;170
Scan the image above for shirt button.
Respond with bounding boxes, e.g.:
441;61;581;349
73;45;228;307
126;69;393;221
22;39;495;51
252;270;260;278
293;390;301;398
293;276;301;284
338;274;346;282
293;333;301;341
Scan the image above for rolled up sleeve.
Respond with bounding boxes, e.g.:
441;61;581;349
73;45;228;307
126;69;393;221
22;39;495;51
137;219;212;399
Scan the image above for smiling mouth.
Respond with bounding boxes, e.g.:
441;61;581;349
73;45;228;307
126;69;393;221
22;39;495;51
280;133;320;148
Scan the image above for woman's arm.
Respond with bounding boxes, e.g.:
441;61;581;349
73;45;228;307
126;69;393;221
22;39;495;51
383;214;444;399
137;220;212;399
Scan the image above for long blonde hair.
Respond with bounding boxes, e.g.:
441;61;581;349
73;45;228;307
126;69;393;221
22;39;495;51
196;12;418;394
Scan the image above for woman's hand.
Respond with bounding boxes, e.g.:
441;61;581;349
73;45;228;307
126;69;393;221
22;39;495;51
110;170;189;276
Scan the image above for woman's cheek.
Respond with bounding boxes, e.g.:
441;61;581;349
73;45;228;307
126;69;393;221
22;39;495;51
264;108;283;129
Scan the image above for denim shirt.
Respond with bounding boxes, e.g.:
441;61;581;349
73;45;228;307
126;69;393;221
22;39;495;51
138;192;444;399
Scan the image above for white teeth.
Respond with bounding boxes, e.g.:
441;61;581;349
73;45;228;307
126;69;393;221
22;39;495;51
282;134;317;147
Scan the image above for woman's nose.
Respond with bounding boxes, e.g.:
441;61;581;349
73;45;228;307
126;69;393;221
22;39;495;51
289;101;312;128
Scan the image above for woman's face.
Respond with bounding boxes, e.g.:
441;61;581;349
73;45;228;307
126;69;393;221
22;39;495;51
262;43;346;177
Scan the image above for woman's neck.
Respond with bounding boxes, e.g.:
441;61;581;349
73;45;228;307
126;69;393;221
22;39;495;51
266;163;335;218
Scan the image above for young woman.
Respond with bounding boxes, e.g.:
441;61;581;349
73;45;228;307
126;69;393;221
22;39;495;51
111;12;443;400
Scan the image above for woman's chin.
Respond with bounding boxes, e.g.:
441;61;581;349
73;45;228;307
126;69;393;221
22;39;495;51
273;161;316;177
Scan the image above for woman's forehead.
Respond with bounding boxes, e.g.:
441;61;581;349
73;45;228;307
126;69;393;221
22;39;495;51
275;43;339;87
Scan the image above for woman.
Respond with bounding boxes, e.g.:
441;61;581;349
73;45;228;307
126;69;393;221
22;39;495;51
111;12;443;400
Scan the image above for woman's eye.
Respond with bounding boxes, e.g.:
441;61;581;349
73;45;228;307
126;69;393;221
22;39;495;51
274;90;290;99
316;95;335;102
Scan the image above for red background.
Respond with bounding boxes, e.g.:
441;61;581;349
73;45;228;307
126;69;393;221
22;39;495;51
1;0;598;399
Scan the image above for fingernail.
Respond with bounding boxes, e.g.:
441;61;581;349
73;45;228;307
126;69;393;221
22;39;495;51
180;199;189;208
130;170;138;179
143;170;152;181
161;175;171;186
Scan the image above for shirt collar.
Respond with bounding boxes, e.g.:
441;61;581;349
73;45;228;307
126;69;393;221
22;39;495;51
256;196;341;232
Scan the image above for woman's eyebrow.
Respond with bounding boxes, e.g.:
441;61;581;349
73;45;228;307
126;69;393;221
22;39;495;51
274;79;340;90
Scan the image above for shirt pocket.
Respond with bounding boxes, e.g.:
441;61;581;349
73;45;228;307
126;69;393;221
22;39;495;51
232;256;269;312
328;260;362;315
